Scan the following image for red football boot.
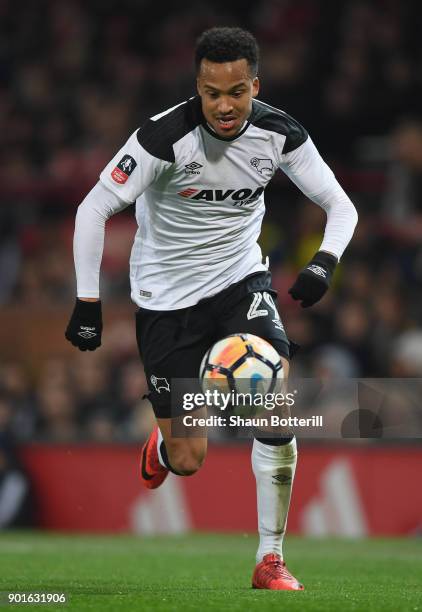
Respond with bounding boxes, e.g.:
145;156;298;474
252;553;304;591
140;427;169;489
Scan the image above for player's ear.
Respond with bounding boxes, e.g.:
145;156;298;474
196;77;202;97
252;77;260;98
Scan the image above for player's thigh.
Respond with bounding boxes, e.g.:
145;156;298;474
135;306;212;427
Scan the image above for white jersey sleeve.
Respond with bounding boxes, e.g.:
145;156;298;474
74;182;130;298
74;129;172;298
279;137;358;260
99;130;171;203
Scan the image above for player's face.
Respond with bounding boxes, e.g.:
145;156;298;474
197;59;260;138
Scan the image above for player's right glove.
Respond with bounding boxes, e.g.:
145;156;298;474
288;251;337;308
65;299;102;351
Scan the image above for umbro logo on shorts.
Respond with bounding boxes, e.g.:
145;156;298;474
273;319;284;331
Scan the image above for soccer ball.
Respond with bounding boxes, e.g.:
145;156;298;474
199;333;283;396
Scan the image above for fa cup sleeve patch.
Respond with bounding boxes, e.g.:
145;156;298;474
111;154;137;184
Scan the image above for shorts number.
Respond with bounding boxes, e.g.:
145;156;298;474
247;291;284;331
247;291;280;321
247;292;267;319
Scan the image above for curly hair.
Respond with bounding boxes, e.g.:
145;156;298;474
195;27;259;76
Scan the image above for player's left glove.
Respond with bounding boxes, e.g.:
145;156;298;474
288;251;338;308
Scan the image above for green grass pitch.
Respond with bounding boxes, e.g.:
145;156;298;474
0;532;421;611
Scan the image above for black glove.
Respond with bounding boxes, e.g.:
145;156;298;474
65;299;102;351
288;251;337;308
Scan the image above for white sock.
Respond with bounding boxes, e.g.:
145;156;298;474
156;427;167;468
252;437;297;563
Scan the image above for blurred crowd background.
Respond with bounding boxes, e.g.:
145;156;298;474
1;0;422;446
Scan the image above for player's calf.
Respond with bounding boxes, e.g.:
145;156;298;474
140;423;207;489
157;416;207;476
165;446;206;475
159;434;207;476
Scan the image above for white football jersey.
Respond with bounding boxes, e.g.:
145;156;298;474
95;96;353;310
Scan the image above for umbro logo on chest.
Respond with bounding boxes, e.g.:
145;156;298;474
185;161;203;175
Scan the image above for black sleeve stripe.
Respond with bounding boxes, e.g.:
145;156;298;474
250;99;308;154
137;97;203;163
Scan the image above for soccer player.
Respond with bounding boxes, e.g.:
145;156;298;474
65;27;358;590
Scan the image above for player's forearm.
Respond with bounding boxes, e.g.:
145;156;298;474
312;184;358;260
74;189;107;299
73;181;130;298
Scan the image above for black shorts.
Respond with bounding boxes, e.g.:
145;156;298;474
135;272;290;419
